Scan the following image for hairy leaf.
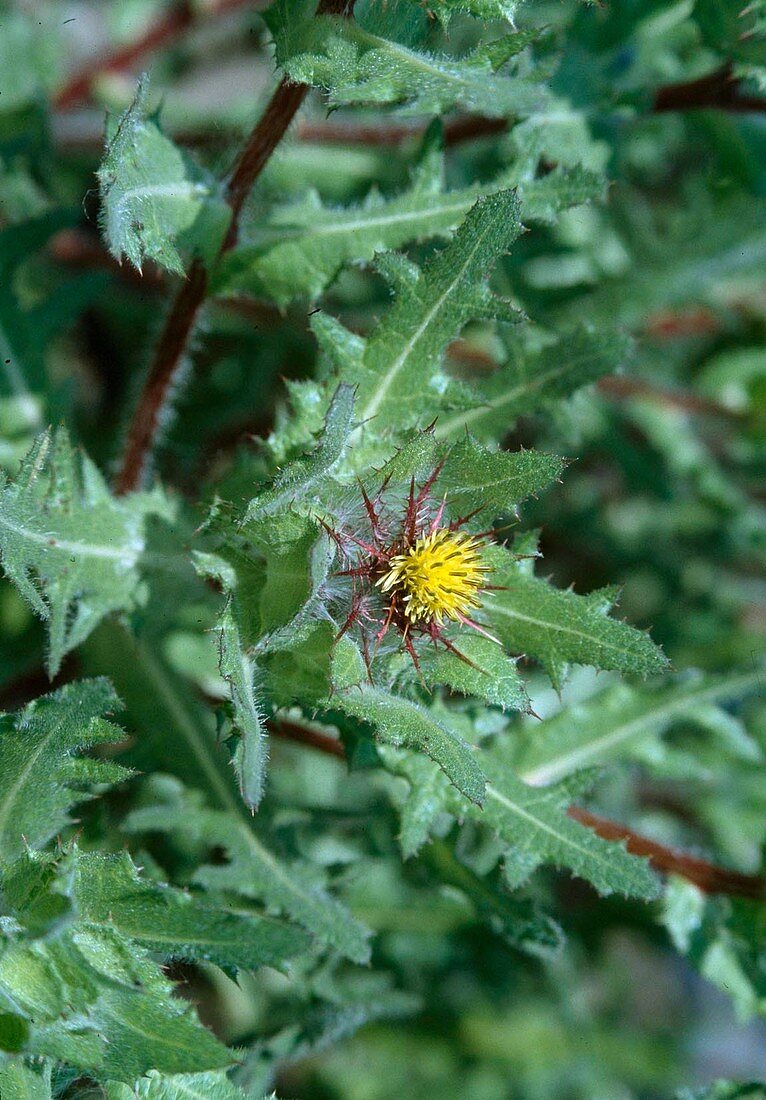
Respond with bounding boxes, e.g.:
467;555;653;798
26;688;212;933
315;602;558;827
69;848;310;972
105;1070;256;1100
434;327;632;441
338;191;523;438
438;435;564;516
518;668;764;787
480;764;659;898
0;852;234;1081
0;430;175;675
482;541;669;689
0;679;128;864
335;686;486;805
98;80;229;274
215;122;601;307
269;6;550;118
125;779;371;964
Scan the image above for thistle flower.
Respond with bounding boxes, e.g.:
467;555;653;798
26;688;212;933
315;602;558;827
324;462;497;677
377;529;487;625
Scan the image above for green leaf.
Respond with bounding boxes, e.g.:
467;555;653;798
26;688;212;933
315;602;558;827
438;435;564;516
335;686;486;805
105;1070;255;1100
214;121;600;307
409;0;517;26
93;987;233;1081
517;668;764;787
0;679;129;864
382;734;659;897
342;190;524;437
482;542;669;690
69;848;310;972
0;429;175;675
244;382;355;523
662;880;766;1023
125;779;371;965
479;764;659;898
419;635;529;712
218;604;268;811
0;851;234;1081
0;1059;52;1099
98;79;229;275
270;7;550;118
83;626;370;963
434;327;632;441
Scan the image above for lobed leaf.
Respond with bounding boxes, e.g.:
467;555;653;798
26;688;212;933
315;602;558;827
98;80;229;275
269;5;550;118
482;542;669;690
0;429;178;675
517;668;764;787
335;686;486;805
0;679;129;864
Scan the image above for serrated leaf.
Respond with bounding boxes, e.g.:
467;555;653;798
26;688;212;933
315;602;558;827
0;679;129;864
438;436;564;515
381;734;659;897
518;668;764;787
335;686;486;805
214;123;600;307
218;605;268;811
0;851;234;1081
124;780;371;965
105;1069;255;1100
482;543;669;689
345;191;523;437
479;765;659;899
435;327;632;441
94;987;233;1080
69;848;309;972
0;429;174;675
244;383;355;523
419;635;529;712
0;1059;52;1099
98;79;229;274
269;6;550;118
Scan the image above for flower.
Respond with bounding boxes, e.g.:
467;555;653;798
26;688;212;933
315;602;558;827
377;528;487;625
324;462;496;676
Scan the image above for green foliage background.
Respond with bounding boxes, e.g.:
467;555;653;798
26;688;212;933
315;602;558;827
0;0;765;1096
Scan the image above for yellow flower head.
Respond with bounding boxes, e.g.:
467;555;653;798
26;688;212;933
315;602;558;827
377;528;488;624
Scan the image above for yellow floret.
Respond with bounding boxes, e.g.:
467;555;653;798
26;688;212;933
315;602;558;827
377;529;487;624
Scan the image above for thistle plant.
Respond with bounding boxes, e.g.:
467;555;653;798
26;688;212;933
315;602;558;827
0;1;764;1098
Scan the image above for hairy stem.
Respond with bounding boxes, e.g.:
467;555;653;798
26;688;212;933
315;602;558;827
114;0;355;495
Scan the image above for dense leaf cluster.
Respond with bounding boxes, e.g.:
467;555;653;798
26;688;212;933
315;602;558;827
0;0;764;1097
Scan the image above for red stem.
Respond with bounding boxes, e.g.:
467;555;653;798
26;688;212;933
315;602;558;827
53;0;256;111
567;807;766;901
654;63;766;114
